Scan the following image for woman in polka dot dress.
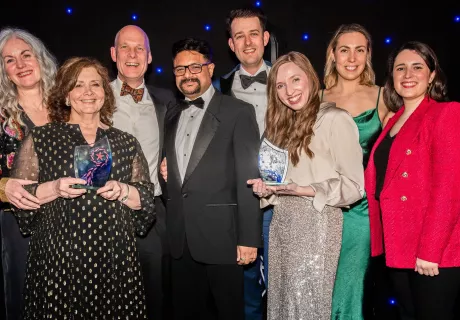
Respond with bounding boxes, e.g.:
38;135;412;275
10;57;156;319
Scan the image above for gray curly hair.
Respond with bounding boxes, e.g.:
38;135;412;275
0;27;57;131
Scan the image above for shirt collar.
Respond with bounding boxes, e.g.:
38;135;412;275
115;76;150;103
239;61;268;77
116;76;145;89
184;85;215;110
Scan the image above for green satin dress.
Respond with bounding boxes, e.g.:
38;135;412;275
327;90;382;320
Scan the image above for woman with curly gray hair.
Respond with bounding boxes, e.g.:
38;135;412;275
0;27;57;320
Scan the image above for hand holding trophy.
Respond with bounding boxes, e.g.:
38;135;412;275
248;138;289;198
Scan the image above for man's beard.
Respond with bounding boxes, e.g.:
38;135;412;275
179;78;201;95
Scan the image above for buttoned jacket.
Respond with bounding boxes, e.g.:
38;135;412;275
365;96;460;268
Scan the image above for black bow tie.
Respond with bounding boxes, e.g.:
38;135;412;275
239;71;267;89
179;97;205;110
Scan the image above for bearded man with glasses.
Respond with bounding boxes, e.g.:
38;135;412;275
160;38;262;320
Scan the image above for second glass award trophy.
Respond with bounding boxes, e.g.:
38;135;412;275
258;138;289;185
73;136;112;190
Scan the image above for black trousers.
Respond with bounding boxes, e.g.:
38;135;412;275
371;255;400;320
171;239;244;320
389;267;460;320
0;209;29;320
136;197;171;320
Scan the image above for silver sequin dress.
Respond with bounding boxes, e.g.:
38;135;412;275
263;104;365;320
10;123;156;319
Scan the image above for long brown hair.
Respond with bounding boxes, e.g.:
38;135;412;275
47;57;115;125
265;51;321;165
324;23;375;89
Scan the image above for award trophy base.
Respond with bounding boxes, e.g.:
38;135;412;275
71;184;100;190
265;181;289;186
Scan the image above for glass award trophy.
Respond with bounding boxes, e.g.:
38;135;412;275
73;136;112;190
258;138;289;185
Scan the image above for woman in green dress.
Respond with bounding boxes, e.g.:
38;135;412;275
321;24;392;319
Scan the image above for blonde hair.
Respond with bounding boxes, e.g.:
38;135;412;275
323;23;375;89
265;51;321;165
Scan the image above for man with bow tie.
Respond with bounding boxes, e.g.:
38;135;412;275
163;37;261;319
213;7;272;319
110;24;176;320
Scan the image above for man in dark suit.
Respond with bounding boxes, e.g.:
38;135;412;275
163;38;262;320
213;7;272;319
110;25;175;320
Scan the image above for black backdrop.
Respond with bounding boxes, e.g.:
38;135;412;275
1;0;459;101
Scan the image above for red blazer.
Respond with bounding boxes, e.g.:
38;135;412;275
365;97;460;268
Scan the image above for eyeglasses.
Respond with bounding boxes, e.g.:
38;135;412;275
173;62;212;76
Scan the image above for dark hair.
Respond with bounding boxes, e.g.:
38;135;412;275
172;38;213;61
47;57;116;126
383;41;448;112
226;6;267;37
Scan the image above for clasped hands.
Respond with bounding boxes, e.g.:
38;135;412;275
51;177;129;201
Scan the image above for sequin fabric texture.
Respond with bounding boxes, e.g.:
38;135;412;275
268;195;343;320
10;123;156;319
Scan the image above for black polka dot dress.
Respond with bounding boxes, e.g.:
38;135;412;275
10;123;156;319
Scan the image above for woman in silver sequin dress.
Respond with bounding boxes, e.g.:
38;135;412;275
248;52;364;320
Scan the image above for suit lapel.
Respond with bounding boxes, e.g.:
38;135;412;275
220;72;235;96
381;98;432;194
165;105;183;188
153;96;166;150
182;92;222;186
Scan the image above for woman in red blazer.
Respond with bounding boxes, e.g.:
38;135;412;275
365;41;460;320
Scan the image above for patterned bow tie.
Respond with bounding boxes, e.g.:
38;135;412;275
120;82;144;103
239;70;267;90
179;97;205;110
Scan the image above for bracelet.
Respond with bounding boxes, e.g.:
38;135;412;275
0;178;10;203
120;184;130;203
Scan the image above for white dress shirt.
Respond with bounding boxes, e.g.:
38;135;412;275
232;62;270;137
175;85;215;182
111;77;161;196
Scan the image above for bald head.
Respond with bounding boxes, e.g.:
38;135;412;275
114;25;150;52
111;25;153;88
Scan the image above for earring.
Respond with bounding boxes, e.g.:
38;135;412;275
65;98;70;106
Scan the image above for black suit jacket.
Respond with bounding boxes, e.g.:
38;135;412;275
163;90;263;264
145;84;176;162
144;85;176;203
